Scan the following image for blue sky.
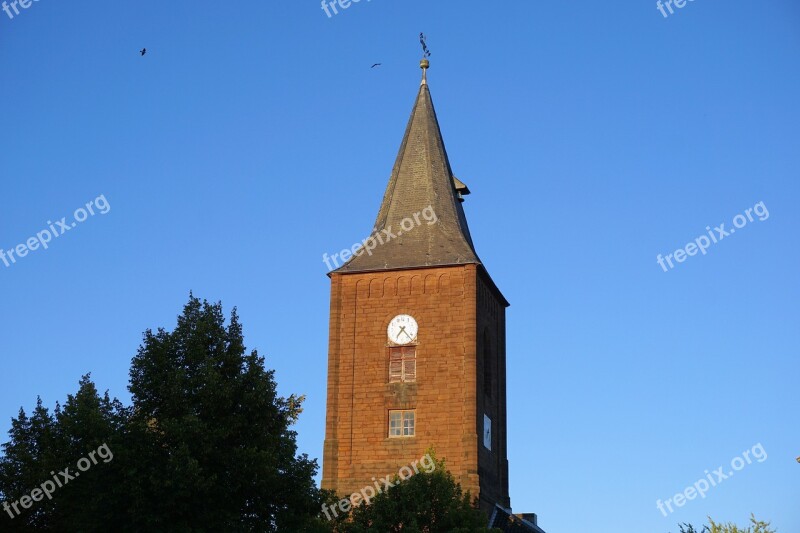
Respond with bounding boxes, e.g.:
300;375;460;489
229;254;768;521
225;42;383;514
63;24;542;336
1;1;798;531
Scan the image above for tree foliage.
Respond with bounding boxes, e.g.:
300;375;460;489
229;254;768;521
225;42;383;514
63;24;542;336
0;376;127;531
708;514;776;533
677;515;776;533
0;295;327;532
332;451;499;533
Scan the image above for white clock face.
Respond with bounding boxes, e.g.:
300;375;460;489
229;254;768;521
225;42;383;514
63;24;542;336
387;314;418;345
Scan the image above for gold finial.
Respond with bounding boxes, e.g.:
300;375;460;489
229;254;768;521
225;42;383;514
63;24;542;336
420;59;429;85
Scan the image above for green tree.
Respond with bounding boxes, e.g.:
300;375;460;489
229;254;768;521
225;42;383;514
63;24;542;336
678;524;710;533
676;515;776;533
0;295;330;532
50;376;127;531
708;514;776;533
333;451;499;533
0;376;126;532
124;295;326;532
0;399;58;532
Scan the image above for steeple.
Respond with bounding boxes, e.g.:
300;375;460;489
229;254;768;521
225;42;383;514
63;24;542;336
335;60;481;273
323;54;515;520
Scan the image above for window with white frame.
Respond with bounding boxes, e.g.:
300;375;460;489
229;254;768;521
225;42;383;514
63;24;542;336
388;410;415;438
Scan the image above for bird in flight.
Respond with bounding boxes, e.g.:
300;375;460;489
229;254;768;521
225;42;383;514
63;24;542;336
139;48;147;56
371;63;381;69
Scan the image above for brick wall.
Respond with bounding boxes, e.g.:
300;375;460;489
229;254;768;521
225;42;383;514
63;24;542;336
476;269;511;510
322;264;509;513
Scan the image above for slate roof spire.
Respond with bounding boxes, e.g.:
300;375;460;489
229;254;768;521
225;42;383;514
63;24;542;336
334;59;481;274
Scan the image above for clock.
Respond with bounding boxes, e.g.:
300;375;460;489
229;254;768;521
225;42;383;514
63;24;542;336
387;314;418;345
483;415;492;451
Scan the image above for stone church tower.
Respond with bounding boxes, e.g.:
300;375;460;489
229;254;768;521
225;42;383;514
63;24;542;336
322;59;512;516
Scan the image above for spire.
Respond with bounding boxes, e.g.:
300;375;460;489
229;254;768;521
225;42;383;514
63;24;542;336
334;61;480;274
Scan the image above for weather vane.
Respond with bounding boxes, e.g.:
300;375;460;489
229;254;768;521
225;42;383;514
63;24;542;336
419;33;431;84
419;33;431;58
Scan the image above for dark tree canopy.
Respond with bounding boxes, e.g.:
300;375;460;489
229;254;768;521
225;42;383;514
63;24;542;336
0;376;127;531
0;295;327;532
125;296;325;531
331;452;500;533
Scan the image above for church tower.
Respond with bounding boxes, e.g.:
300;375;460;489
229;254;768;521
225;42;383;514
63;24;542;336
322;59;510;515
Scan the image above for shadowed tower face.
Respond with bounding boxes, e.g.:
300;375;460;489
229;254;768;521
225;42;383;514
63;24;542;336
322;60;510;515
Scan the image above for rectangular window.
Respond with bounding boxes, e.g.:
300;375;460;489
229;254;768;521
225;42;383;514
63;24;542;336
483;414;492;451
388;347;416;383
389;410;415;438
